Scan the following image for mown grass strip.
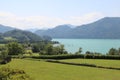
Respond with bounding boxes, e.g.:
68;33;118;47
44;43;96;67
46;60;120;70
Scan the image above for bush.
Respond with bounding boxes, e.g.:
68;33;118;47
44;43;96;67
0;47;11;64
32;54;84;60
32;44;40;53
31;54;120;60
1;56;11;64
108;48;120;55
0;67;32;80
6;42;25;55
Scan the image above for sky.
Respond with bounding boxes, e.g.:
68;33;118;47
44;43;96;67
0;0;120;30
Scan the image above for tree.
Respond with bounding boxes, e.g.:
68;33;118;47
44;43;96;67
118;48;120;55
32;44;40;53
0;50;8;59
45;44;53;55
0;46;8;59
0;46;12;64
6;42;25;55
52;46;60;55
59;45;65;54
85;51;91;54
32;42;46;53
78;47;82;53
75;47;82;54
32;42;68;55
108;48;117;55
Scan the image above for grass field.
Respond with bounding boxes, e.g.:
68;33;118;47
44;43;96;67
60;59;120;68
0;44;5;46
1;59;120;80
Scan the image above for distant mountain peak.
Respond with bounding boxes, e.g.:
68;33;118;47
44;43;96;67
35;17;120;39
3;29;44;42
0;24;15;33
56;24;71;27
25;28;39;33
99;17;120;21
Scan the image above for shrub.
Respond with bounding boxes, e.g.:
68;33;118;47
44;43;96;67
31;54;120;60
0;67;32;80
1;56;11;64
108;48;120;55
32;54;84;60
0;48;11;64
6;42;25;55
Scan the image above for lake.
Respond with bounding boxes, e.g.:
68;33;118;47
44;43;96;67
53;39;120;54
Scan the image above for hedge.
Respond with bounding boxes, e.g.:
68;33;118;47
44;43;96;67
30;54;120;60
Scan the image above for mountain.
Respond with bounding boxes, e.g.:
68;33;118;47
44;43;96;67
35;24;72;38
35;17;120;39
3;29;44;42
0;24;15;33
0;33;4;40
71;17;120;39
26;28;39;33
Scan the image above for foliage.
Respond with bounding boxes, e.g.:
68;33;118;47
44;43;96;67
0;67;31;80
75;47;82;54
32;42;68;55
85;51;91;54
32;41;46;53
6;42;25;55
0;45;12;64
2;29;43;43
44;44;67;55
108;48;120;55
45;43;53;55
0;50;8;59
0;46;7;63
32;44;40;53
32;54;84;59
31;54;120;60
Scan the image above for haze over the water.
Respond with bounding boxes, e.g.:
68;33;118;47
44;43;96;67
0;0;120;29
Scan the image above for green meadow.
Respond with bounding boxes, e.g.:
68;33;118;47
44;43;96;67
1;59;120;80
60;59;120;68
0;44;5;46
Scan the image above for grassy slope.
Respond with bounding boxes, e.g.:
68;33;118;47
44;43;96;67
0;44;5;46
60;59;120;68
1;59;120;80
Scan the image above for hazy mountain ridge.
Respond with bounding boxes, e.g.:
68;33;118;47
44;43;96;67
0;17;120;39
0;24;52;42
0;24;15;33
72;17;120;38
0;29;52;42
3;29;43;42
35;17;120;39
26;28;40;33
35;24;73;38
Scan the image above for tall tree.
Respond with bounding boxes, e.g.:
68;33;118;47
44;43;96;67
108;48;117;55
6;42;25;55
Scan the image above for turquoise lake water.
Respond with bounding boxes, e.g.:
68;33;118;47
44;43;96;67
53;39;120;54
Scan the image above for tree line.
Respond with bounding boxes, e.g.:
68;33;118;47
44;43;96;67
0;41;120;64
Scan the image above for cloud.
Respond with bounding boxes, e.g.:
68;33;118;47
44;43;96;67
69;12;105;25
0;12;105;29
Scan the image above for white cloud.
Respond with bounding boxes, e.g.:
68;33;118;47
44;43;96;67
69;12;105;25
0;12;105;30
